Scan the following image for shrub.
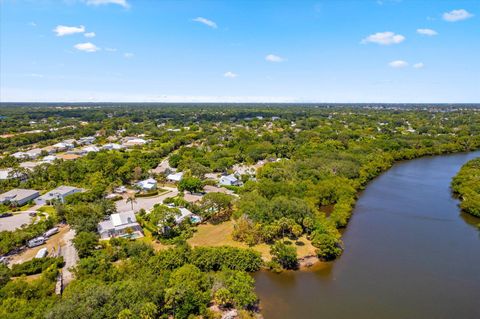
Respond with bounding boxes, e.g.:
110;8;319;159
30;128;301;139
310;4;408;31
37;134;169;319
10;257;64;276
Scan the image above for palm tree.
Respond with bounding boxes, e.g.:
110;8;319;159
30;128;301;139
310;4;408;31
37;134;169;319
126;195;137;211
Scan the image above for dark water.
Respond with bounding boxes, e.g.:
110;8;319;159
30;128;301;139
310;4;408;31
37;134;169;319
255;152;480;319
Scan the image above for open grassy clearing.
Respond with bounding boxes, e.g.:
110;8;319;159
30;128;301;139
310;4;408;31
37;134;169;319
188;220;317;261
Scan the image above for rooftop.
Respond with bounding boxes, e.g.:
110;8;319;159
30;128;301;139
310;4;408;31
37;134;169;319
0;188;39;201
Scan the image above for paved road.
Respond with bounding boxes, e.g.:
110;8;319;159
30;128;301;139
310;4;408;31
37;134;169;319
115;187;178;213
60;229;78;287
0;212;32;231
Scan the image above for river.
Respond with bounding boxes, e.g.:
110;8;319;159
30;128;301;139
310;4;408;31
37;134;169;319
254;151;480;319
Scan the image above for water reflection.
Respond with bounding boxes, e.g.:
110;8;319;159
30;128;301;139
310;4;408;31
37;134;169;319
255;152;480;319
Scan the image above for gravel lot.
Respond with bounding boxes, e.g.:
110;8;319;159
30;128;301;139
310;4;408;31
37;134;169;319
61;228;78;286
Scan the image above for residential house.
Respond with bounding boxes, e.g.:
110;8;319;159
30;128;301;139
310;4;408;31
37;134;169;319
173;207;201;224
219;174;241;186
150;159;174;175
20;161;41;170
0;168;25;180
114;186;127;194
57;153;81;161
122;137;147;148
82;145;100;153
78;136;96;145
35;186;82;205
52;141;74;152
41;155;58;164
11;152;28;160
102;143;123;150
25;148;42;159
166;172;184;183
98;211;143;239
0;189;40;206
136;178;157;191
41;146;57;155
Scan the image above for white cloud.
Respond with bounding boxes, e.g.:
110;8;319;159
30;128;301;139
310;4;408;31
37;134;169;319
84;32;96;38
192;17;217;28
443;9;474;22
85;0;129;8
389;60;408;68
361;31;405;45
413;62;425;69
124;52;134;58
265;54;285;62
53;25;85;36
74;42;100;52
223;71;238;78
416;28;437;36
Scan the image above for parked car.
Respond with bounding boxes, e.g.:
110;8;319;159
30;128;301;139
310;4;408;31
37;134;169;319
0;212;13;218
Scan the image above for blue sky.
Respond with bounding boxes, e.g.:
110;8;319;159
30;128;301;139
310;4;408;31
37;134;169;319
0;0;479;103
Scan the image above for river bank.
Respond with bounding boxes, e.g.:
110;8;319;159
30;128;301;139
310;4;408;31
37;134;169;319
255;151;480;319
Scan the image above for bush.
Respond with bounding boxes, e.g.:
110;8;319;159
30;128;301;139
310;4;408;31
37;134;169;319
269;241;298;270
312;233;343;261
10;257;64;276
189;246;262;272
135;190;159;198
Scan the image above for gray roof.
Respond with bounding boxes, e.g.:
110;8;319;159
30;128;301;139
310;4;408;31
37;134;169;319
0;189;39;202
37;185;81;201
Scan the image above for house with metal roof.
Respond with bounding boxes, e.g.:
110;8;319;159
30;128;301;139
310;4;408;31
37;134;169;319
98;211;143;239
0;189;40;206
35;186;82;205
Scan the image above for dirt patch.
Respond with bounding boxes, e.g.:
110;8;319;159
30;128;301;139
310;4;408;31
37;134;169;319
9;225;70;265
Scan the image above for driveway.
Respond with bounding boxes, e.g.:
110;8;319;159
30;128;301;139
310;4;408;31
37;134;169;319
60;228;78;287
0;212;32;231
115;187;178;213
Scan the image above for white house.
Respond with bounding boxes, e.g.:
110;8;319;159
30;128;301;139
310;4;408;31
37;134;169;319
35;186;82;205
25;148;43;159
19;161;40;170
78;136;96;145
11;152;28;160
98;211;143;239
41;155;58;164
102;143;123;150
114;186;127;194
82;145;100;153
52;141;74;152
136;178;157;191
0;168;25;180
219;174;241;186
166;172;184;183
122;138;147;148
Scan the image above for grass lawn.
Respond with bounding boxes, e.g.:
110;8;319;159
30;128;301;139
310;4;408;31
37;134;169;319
18;203;36;211
138;227;172;251
187;220;317;261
